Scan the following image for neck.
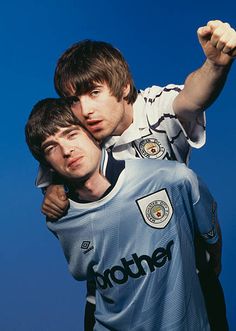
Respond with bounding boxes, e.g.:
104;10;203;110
115;102;134;135
72;173;111;202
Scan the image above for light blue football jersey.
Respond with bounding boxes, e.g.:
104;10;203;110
48;158;218;330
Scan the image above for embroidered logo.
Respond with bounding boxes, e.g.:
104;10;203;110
81;241;90;250
81;241;94;254
201;229;216;240
139;138;165;159
146;200;169;224
201;201;217;240
136;189;173;228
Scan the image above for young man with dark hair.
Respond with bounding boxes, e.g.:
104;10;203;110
36;19;235;330
26;98;222;331
41;19;236;214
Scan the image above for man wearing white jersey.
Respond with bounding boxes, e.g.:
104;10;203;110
26;98;222;331
37;19;235;330
40;20;236;205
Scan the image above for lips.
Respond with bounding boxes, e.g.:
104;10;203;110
67;157;83;169
86;119;103;131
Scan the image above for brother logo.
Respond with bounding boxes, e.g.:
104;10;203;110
95;240;174;289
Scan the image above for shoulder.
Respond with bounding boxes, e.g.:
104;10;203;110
136;85;184;123
138;84;183;101
125;159;196;185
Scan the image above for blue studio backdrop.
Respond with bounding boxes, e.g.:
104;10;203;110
1;1;235;330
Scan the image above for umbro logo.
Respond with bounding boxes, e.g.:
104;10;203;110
201;228;216;240
81;241;90;249
81;241;94;254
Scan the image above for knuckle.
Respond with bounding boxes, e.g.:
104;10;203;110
224;22;231;29
219;36;228;44
212;30;221;39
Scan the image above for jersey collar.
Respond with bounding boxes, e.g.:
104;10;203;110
104;93;150;149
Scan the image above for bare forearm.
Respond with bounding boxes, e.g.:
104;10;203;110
185;59;231;109
173;19;236;121
174;59;232;118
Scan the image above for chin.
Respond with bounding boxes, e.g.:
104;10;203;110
68;173;84;179
93;132;107;141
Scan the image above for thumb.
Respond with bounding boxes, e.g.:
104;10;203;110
57;185;67;201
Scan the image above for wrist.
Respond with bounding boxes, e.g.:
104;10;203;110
205;57;233;70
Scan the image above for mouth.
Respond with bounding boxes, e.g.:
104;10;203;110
67;156;83;169
86;119;103;131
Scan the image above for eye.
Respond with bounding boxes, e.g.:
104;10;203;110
67;130;79;139
72;98;80;105
90;89;100;97
44;145;56;155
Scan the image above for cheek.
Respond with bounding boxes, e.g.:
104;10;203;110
49;155;63;169
72;105;82;119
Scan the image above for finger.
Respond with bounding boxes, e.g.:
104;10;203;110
212;31;236;57
42;198;69;214
207;20;225;30
44;195;69;209
222;36;236;57
57;185;68;201
210;27;225;47
42;207;62;219
227;47;236;58
42;201;69;219
214;35;231;52
42;202;66;215
197;26;212;41
210;23;233;46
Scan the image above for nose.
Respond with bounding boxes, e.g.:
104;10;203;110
61;144;74;158
79;96;94;118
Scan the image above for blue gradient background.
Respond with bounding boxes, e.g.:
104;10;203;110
1;1;235;330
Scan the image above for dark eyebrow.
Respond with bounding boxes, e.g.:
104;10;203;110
41;127;81;150
59;127;81;137
59;126;81;137
92;83;103;88
41;139;56;150
88;83;103;91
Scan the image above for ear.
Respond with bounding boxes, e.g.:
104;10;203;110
123;84;130;98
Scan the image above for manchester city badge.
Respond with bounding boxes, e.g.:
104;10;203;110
139;138;165;159
136;189;173;228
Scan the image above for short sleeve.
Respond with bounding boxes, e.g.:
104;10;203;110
188;171;219;245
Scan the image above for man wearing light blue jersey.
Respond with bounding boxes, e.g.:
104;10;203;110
38;19;236;330
25;98;223;331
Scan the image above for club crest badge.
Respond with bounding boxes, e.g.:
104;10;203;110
139;138;165;159
136;189;173;229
